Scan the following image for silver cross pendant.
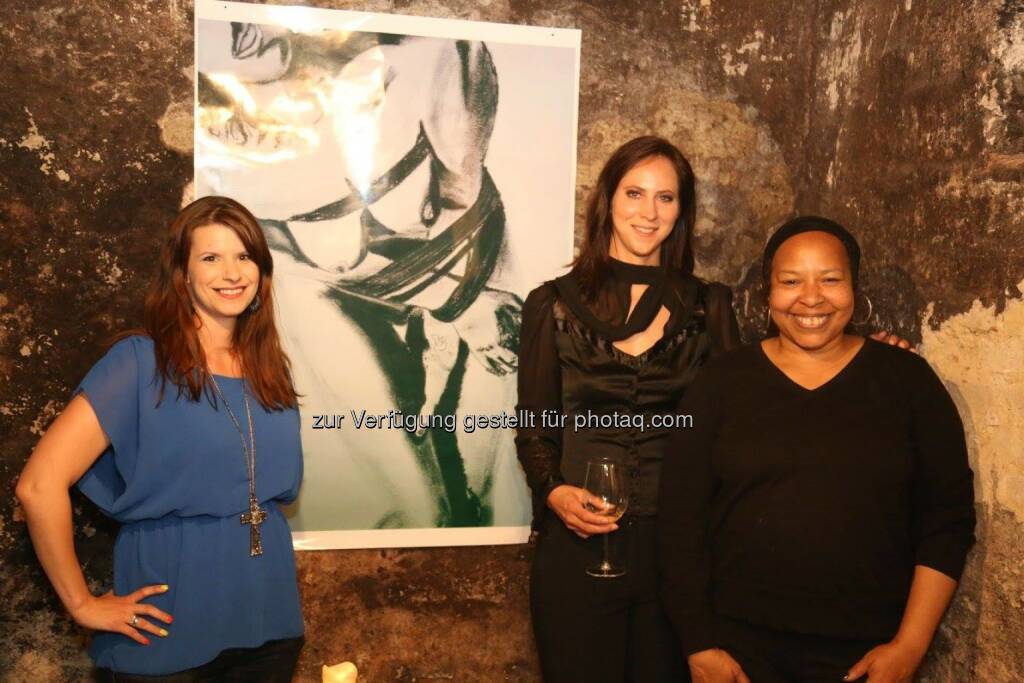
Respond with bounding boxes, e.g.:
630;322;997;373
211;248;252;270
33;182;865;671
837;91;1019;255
240;495;267;557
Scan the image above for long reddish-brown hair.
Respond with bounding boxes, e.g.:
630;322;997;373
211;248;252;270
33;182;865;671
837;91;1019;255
138;195;297;410
572;136;696;305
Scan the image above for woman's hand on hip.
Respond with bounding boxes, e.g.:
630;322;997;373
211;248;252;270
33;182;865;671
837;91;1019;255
546;485;619;538
69;584;174;645
844;639;925;683
688;648;751;683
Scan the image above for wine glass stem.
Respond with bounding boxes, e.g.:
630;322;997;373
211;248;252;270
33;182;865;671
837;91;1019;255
603;533;611;568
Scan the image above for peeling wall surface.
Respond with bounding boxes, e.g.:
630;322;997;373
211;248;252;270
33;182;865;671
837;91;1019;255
2;1;1022;681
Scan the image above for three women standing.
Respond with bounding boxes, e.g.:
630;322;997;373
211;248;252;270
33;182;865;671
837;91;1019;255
17;196;305;681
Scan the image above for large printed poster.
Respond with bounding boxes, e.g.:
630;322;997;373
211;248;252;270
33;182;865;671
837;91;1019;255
194;1;579;548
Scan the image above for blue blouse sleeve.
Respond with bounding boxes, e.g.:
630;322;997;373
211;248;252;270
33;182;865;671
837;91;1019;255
74;337;143;515
277;407;303;504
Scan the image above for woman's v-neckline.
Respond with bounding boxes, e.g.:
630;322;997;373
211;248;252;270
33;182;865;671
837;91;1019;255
756;337;869;393
612;302;672;358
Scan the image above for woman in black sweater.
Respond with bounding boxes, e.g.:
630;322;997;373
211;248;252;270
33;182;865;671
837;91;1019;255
658;217;976;683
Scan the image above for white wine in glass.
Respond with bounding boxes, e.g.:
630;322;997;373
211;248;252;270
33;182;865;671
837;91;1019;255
583;458;629;578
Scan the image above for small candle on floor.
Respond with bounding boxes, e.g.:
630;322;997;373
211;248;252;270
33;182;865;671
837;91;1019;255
322;661;358;683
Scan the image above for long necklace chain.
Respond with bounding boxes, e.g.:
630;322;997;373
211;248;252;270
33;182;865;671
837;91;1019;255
209;375;264;556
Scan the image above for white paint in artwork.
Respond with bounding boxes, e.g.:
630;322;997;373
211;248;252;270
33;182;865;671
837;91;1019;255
328;46;389;198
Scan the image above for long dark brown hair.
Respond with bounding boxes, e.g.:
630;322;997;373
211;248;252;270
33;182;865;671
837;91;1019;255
572;136;696;304
136;195;297;410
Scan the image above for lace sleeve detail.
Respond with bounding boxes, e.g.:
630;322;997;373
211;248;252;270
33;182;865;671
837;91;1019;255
515;284;565;525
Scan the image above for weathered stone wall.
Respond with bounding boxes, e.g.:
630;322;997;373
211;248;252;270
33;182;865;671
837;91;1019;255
2;1;1021;681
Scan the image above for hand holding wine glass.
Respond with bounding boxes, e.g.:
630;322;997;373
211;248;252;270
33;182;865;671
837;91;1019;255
583;458;629;577
546;485;620;538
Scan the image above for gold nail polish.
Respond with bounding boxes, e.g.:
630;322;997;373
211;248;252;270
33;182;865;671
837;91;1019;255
159;629;168;637
160;584;169;592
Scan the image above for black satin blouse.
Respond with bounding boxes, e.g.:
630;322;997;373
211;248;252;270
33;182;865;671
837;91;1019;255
515;264;741;523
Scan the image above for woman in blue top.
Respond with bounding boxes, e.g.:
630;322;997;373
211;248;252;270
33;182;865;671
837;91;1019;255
16;196;304;681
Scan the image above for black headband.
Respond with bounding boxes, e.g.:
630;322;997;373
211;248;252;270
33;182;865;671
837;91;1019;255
761;215;861;288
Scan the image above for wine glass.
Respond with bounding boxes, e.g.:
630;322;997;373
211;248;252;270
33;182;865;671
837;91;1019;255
583;458;629;578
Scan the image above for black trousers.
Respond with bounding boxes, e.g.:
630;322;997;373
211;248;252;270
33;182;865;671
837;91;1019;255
96;636;304;683
530;513;687;683
715;615;880;683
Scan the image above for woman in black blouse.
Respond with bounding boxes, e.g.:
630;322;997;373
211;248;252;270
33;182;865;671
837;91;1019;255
516;136;741;682
658;217;975;683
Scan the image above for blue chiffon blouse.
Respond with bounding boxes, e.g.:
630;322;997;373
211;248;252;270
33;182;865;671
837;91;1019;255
74;336;304;675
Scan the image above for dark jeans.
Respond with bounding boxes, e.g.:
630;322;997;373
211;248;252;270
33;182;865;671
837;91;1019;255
715;615;880;683
96;636;304;683
530;513;687;683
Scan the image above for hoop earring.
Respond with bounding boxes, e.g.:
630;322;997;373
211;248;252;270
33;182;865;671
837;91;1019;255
247;293;261;314
765;305;774;330
852;292;873;326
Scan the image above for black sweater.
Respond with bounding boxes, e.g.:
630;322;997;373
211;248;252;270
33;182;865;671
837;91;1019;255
657;339;976;655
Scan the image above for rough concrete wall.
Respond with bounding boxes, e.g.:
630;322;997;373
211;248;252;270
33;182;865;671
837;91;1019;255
1;1;1021;681
918;293;1024;683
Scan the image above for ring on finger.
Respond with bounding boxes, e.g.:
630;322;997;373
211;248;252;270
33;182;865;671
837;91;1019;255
129;614;139;627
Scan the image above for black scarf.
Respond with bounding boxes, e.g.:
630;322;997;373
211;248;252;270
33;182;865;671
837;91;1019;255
554;258;679;342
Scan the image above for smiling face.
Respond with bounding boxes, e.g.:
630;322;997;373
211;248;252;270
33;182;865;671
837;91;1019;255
608;155;680;266
185;222;260;331
768;231;855;351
